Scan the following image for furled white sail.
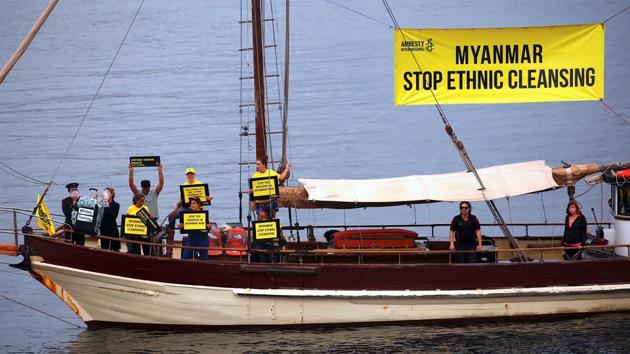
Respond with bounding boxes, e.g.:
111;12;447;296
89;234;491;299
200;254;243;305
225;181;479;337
298;160;558;205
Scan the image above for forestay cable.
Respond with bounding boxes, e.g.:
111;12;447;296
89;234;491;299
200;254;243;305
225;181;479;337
23;0;146;230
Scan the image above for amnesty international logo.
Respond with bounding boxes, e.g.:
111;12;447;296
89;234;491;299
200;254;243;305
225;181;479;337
400;38;433;52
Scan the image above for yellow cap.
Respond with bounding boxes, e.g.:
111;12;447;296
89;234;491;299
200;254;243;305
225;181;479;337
185;167;196;175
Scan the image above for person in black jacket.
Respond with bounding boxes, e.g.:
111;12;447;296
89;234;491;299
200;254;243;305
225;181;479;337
449;201;483;263
562;200;588;260
100;187;121;251
61;183;82;245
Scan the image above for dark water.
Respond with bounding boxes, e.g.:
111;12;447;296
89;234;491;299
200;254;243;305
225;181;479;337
1;0;629;352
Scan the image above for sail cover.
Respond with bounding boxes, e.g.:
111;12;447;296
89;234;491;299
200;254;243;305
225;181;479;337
295;160;558;207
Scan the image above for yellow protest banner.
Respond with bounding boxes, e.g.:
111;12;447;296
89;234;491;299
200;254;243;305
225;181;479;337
180;184;210;206
122;216;148;237
253;220;280;240
181;211;209;233
35;194;55;236
394;24;604;104
249;176;279;200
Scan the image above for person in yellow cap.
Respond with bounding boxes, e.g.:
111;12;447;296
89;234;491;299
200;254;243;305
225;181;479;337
167;167;213;230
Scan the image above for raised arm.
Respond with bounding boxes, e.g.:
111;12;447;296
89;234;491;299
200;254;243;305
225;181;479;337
279;161;292;182
155;163;164;194
128;164;138;194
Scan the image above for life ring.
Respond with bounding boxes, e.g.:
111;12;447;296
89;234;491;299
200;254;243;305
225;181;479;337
617;169;630;179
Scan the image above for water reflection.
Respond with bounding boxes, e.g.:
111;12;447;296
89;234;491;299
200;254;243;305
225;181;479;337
53;313;630;353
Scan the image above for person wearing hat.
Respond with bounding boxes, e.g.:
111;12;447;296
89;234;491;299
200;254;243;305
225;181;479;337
165;168;214;256
61;183;84;245
128;163;164;219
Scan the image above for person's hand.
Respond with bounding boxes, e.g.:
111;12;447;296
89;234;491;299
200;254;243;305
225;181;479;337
157;163;163;173
476;244;484;251
206;194;214;201
129;164;134;173
449;242;455;251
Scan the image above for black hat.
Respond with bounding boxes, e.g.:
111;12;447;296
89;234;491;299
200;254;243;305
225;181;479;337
65;183;79;192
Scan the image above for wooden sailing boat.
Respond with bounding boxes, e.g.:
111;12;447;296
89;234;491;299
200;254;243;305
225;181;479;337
3;1;630;328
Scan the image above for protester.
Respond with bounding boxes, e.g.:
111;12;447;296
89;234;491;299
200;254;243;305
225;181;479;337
61;182;84;245
125;193;151;255
562;200;588;260
99;187;120;251
251;155;291;217
449;201;483;263
177;196;210;260
128;163;164;219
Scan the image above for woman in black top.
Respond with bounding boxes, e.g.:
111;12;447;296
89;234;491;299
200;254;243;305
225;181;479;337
100;187;121;251
562;200;588;260
449;201;483;263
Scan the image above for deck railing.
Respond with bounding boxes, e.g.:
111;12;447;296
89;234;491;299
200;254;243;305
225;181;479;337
0;206;623;264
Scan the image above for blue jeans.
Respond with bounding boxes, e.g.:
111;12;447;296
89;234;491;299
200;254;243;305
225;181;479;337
182;232;209;260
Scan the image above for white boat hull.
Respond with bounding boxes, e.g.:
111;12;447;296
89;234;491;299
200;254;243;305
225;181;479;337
31;260;630;327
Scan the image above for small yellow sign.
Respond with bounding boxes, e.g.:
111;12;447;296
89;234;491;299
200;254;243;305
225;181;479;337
180;184;210;206
254;220;280;240
182;211;208;232
250;176;279;200
123;216;148;237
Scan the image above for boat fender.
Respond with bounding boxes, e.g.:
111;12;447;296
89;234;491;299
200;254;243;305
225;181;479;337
617;169;630;179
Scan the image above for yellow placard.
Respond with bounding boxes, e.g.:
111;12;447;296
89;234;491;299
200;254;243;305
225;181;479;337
394;24;604;104
182;212;208;231
180;184;209;205
250;177;278;199
35;194;55;236
123;216;148;237
254;220;280;240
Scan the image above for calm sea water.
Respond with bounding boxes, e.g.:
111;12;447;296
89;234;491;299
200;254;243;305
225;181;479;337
1;0;629;352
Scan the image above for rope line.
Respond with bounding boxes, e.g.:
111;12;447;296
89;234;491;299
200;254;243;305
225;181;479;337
47;0;146;185
22;0;145;229
324;0;393;29
603;5;630;23
600;99;630;127
0;293;83;328
0;161;50;185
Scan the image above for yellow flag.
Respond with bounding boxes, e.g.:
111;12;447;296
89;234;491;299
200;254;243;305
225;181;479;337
36;194;56;236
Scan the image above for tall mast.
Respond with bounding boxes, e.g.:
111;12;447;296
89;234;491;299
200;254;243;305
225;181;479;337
252;0;267;161
280;0;290;164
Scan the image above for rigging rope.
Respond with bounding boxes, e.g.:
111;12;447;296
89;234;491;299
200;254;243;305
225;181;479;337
324;0;393;29
539;193;548;223
0;293;83;329
381;0;528;261
599;99;630;127
0;161;50;185
23;0;146;230
602;4;630;23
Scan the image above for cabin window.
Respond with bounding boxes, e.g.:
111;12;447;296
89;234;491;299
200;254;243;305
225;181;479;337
617;185;630;217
